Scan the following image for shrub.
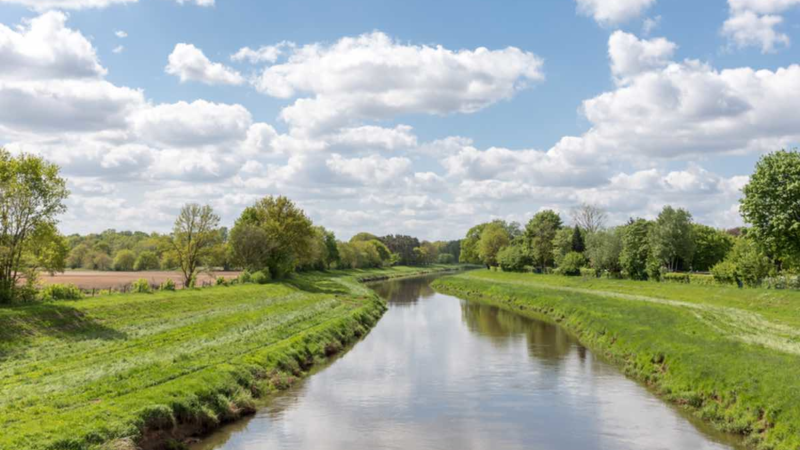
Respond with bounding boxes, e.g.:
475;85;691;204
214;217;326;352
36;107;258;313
662;272;690;284
559;252;586;276
134;251;160;271
580;267;598;278
711;260;738;285
688;274;717;286
497;244;529;272
763;275;800;290
113;250;136;271
131;278;152;294
238;270;252;284
216;276;228;286
39;283;83;301
251;270;271;285
160;279;176;291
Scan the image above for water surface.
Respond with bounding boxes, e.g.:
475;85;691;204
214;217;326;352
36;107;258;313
193;274;745;450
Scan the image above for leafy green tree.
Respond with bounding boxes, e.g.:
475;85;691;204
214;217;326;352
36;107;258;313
712;238;771;287
552;227;573;267
230;224;274;271
620;219;652;280
0;150;69;302
459;223;488;265
740;150;800;269
524;210;563;271
134;251;160;271
649;206;695;272
585;228;623;276
382;235;421;266
235;196;313;278
571;225;585;252
93;253;113;271
170;204;221;287
437;253;456;264
559;252;586;276
322;229;340;268
691;224;734;271
113;249;136;271
497;244;530;272
478;223;510;267
350;232;381;243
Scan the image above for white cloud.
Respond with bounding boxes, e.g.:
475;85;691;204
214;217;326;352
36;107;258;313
722;0;800;52
231;41;293;64
115;30;127;38
642;15;661;35
165;43;244;85
112;45;124;54
608;31;676;81
329;125;418;152
326;154;412;185
253;31;544;135
0;11;106;81
131;100;252;147
576;0;656;25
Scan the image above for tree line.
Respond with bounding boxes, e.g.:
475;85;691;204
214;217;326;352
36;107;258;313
460;150;800;288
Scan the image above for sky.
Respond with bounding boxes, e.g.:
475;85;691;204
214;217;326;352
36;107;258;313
0;0;799;240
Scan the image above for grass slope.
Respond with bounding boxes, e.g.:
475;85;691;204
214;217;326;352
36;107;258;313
0;265;459;450
433;270;800;450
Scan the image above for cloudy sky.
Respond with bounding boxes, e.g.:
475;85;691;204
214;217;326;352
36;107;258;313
1;0;799;240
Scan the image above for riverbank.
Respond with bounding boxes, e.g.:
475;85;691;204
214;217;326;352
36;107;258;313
0;265;462;450
432;270;800;450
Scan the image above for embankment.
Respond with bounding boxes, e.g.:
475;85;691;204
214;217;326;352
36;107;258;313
433;270;800;450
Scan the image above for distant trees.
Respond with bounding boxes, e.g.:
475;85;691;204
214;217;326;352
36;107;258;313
477;223;510;267
585;228;623;276
619;219;651;280
382;235;421;266
113;249;136;271
0;150;69;303
134;251;160;271
525;210;562;271
170;204;221;287
691;224;734;272
648;206;695;273
571;203;607;234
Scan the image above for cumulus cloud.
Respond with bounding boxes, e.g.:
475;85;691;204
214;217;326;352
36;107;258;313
253;31;544;134
722;0;800;52
231;41;293;64
608;31;676;81
326;154;412;185
576;0;656;25
115;30;127;38
165;43;244;85
131;100;252;147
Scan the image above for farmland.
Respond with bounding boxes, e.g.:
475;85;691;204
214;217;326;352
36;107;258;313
0;266;460;450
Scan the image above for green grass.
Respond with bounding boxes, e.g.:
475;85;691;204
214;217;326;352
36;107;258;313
0;265;459;450
432;270;800;450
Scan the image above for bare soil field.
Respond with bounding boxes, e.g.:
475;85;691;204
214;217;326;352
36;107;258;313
37;270;242;290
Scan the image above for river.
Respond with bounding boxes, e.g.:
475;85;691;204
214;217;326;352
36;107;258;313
192;274;745;450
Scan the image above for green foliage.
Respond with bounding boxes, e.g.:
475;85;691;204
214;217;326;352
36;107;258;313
552;227;574;267
251;270;271;284
711;260;738;285
134;251;160;271
131;278;152;294
580;267;598;278
171;204;221;288
437;253;456;264
478;222;510;267
0;149;69;303
711;238;771;287
113;249;136;271
585;228;623;276
763;275;800;290
459;223;489;265
559;252;586;276
497;244;529;272
649;206;695;272
382;235;422;266
571;225;585;252
691;224;734;271
741;150;800;267
662;272;691;284
350;232;380;243
216;276;228;286
160;279;176;291
524;210;563;270
39;283;83;301
238;270;252;284
620;219;652;280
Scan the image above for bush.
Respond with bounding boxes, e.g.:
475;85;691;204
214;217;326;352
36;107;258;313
497;244;529;272
688;274;717;286
238;270;252;284
251;270;271;285
131;278;152;294
160;279;176;291
763;275;800;290
216;276;228;286
113;250;136;271
580;267;598;278
39;283;83;301
711;260;738;285
559;252;586;276
662;272;690;284
134;251;160;271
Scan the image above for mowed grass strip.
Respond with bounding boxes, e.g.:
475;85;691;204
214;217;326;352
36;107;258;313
433;270;800;450
0;267;417;450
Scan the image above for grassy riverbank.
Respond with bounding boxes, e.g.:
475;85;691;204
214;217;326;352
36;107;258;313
0;265;460;450
433;270;800;450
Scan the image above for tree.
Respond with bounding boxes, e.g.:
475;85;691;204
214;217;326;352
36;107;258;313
740;150;800;269
712;237;771;287
0;150;69;302
620;219;652;280
497;244;530;272
571;203;607;233
134;250;160;271
552;228;573;267
571;225;585;252
113;249;136;271
559;252;586;276
459;223;489;265
525;210;562;271
382;235;421;266
235;196;313;278
649;206;695;272
585;227;623;276
322;229;340;268
691;224;734;272
230;224;274;271
478;223;510;267
170;204;220;287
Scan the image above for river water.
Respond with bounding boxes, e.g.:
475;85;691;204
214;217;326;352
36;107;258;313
192;274;745;450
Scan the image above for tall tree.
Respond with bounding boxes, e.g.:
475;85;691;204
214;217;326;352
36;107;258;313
571;225;585;252
524;210;563;271
0;150;69;303
478;222;510;267
740;149;800;269
170;204;220;287
571;203;607;233
691;224;734;271
619;219;652;280
649;206;695;272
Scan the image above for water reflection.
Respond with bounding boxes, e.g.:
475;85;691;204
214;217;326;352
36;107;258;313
192;275;745;450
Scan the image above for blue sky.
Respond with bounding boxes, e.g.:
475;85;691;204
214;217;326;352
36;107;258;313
1;0;799;240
